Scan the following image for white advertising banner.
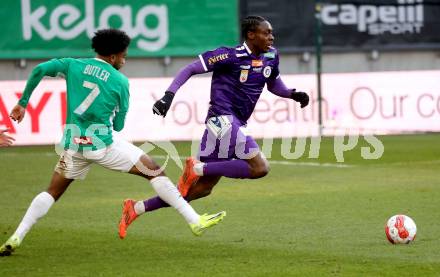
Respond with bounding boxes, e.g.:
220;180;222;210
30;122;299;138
0;71;439;145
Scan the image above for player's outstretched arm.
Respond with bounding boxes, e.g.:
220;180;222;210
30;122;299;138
11;60;67;123
267;77;309;108
152;59;206;117
16;59;71;110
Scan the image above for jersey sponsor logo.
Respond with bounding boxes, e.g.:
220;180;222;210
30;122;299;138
240;65;251;69
73;136;93;145
264;52;275;59
252;60;263;67
263;66;272;78
239;69;249;83
321;0;425;35
253;67;262;73
208;53;229;65
236;52;248;58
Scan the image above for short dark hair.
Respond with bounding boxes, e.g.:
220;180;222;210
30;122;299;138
241;15;267;39
91;29;131;56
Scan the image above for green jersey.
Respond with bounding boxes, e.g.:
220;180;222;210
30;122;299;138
19;58;129;151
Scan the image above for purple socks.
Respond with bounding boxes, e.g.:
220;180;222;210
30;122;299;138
144;196;169;212
143;160;251;213
203;159;252;178
143;195;192;212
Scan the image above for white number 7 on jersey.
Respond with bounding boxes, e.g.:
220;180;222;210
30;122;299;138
74;81;101;115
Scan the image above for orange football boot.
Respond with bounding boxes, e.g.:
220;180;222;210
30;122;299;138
119;199;138;239
177;157;200;197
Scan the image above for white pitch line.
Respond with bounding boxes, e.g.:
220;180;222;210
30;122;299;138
373;160;440;167
268;160;353;168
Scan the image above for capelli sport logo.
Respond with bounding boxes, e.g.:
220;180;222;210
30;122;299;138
21;0;169;51
321;0;424;35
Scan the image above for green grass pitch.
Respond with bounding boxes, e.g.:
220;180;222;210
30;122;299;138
1;134;439;276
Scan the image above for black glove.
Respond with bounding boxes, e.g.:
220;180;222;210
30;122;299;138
153;91;175;117
290;90;309;108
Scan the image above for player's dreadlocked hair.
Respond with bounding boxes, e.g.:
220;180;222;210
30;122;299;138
92;29;131;56
241;15;267;39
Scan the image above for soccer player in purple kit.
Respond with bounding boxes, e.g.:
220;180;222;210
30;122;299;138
119;15;309;238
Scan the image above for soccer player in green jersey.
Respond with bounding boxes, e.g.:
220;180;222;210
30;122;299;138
0;29;225;257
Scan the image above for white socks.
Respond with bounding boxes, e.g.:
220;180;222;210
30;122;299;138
14;192;55;241
193;162;205;176
134;201;146;215
11;178;199;242
150;176;199;224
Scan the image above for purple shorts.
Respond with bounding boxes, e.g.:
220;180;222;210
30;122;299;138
198;115;260;162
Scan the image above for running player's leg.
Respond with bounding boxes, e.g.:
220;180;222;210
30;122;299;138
1;151;89;256
177;152;268;201
202;152;269;179
98;139;225;238
128;154;202;224
120;117;265;217
138;175;221;213
138;129;223;213
177;116;270;199
201;118;269;179
118;154;177;220
129;118;266;214
128;154;225;237
184;175;222;201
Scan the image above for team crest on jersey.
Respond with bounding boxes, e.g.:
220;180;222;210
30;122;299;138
263;66;272;78
239;70;249;83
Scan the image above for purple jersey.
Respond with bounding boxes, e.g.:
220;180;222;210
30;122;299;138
199;42;280;125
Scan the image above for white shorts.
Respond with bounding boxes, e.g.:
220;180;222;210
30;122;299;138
54;137;144;180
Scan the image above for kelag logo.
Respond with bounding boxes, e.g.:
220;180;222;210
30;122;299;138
21;0;169;51
321;0;424;35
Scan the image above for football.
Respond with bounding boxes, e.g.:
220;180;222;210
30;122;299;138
385;215;417;244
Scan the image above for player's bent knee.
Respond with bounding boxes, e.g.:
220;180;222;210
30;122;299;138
132;154;166;178
247;152;270;179
257;164;270;178
250;162;270;178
